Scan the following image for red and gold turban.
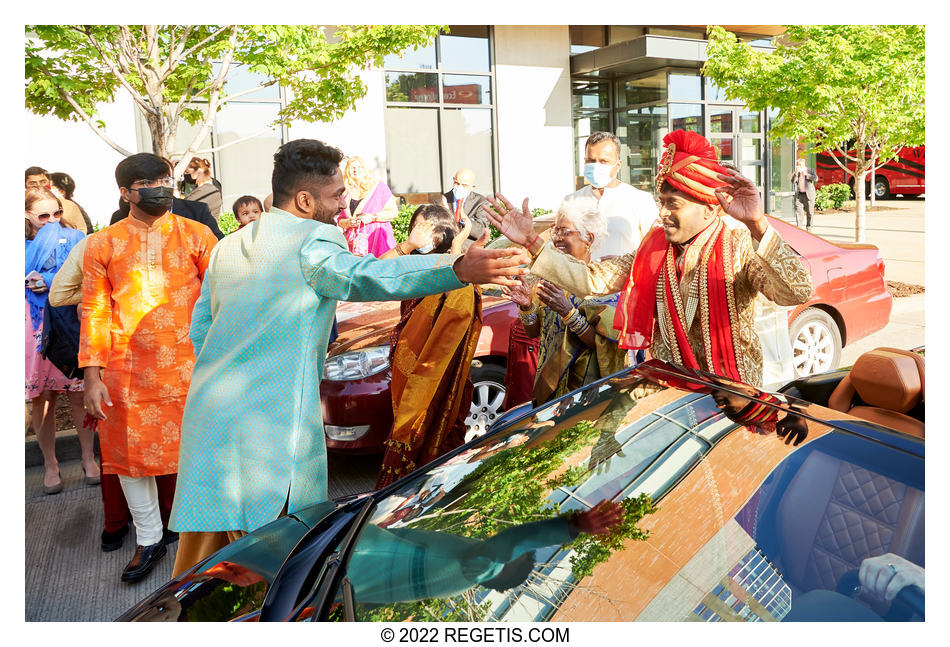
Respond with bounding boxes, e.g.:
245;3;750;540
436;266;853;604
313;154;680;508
655;130;731;204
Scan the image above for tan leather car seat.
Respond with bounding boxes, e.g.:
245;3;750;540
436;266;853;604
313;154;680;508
828;348;924;438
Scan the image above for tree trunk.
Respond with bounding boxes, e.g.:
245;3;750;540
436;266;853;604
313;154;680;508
853;160;867;243
869;163;876;208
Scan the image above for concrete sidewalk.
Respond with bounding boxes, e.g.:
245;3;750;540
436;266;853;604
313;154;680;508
794;196;925;285
24;452;381;621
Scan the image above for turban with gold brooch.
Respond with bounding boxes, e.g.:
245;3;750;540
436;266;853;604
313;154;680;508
655;130;732;204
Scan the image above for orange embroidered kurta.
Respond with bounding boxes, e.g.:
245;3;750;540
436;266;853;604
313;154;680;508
79;213;217;477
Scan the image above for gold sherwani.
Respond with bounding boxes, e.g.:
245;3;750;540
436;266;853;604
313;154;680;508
530;222;813;387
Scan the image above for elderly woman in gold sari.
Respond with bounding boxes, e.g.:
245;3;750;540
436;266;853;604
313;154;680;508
506;196;626;406
376;205;479;488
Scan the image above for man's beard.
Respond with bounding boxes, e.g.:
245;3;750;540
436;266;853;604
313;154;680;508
312;205;337;224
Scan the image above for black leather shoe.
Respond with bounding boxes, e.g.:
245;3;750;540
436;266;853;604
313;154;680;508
162;529;179;545
121;541;167;583
101;524;129;552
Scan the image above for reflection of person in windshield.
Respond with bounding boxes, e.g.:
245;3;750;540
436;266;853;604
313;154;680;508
344;501;622;605
711;389;809;446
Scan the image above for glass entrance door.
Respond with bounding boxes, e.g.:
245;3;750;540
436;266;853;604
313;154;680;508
707;105;765;197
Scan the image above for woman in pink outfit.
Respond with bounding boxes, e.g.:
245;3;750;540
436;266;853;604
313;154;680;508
336;156;398;257
25;188;100;494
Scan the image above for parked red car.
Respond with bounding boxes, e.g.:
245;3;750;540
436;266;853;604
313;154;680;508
321;218;891;452
321;295;519;453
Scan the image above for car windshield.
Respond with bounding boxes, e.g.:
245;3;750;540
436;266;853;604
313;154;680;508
330;362;923;622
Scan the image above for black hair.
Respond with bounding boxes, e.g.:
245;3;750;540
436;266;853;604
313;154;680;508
408;204;458;254
585;131;621;158
271;139;344;206
50;172;76;199
25;166;49;180
115;153;169;189
232;195;264;215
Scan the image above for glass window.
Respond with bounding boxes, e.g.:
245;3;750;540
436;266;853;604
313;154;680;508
709;108;734;134
742;137;762;162
385;71;440;103
704;77;730;103
215;103;283;209
669;73;702;101
223;64;281;101
670;103;703;134
619;105;667;192
384;107;441;193
573;80;609;111
441;108;494;191
621;72;667;106
439;33;490;72
384;42;437;70
710;137;734;163
442;74;491;105
739;110;761;133
742;164;762;186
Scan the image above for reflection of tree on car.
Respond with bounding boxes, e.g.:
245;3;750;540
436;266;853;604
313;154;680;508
341;500;622;613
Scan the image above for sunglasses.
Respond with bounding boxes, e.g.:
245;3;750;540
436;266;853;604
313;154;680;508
31;209;64;220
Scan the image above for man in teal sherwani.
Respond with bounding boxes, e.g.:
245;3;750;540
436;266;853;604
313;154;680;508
170;139;529;575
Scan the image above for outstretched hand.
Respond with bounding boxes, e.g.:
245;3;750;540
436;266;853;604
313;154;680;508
482;193;535;248
714;168;768;239
453;230;530;287
502;275;534;309
573;500;624;535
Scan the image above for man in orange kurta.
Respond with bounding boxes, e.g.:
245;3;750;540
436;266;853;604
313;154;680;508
80;153;217;583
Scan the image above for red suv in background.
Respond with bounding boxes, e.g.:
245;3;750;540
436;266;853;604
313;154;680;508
321;295;519;453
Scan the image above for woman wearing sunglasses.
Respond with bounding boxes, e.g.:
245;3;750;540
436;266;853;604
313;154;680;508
25;188;99;494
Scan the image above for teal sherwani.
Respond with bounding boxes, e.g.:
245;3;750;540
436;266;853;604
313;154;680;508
170;209;466;533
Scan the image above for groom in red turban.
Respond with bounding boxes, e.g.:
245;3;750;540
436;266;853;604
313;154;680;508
485;130;814;387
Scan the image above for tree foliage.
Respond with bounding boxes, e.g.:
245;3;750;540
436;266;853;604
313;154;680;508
703;25;924;241
25;25;442;177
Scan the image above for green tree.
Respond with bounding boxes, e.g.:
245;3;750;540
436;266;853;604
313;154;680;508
25;25;442;178
703;25;924;242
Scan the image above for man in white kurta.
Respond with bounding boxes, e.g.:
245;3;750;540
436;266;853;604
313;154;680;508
170;139;529;575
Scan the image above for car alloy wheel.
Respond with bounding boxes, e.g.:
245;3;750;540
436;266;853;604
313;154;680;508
789;308;842;378
464;361;507;443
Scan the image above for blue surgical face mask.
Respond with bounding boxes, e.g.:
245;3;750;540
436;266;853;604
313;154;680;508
417;242;436;254
583;162;617;189
453;185;470;202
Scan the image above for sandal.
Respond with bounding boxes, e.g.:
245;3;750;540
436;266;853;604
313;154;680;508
43;469;63;495
82;461;101;486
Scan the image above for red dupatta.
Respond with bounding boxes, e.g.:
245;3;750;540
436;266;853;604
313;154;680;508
614;218;744;383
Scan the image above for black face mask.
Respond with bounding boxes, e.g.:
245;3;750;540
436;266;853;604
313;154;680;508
133;186;174;216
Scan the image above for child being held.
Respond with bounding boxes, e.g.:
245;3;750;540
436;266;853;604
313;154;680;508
232;195;263;229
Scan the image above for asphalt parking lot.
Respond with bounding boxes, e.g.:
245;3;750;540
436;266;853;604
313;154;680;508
24;198;924;622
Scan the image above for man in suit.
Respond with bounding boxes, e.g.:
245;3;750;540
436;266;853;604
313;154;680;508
169;138;530;576
791;158;818;231
441;168;490;248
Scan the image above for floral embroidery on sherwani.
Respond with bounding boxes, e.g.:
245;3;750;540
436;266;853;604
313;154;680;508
78;213;217;477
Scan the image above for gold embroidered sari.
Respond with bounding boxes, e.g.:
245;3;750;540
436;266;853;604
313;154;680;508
532;293;626;406
377;286;482;488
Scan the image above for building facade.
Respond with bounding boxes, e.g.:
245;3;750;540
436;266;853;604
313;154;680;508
25;25;797;227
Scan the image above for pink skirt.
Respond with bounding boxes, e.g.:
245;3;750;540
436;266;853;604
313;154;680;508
345;221;396;257
25;300;82;399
